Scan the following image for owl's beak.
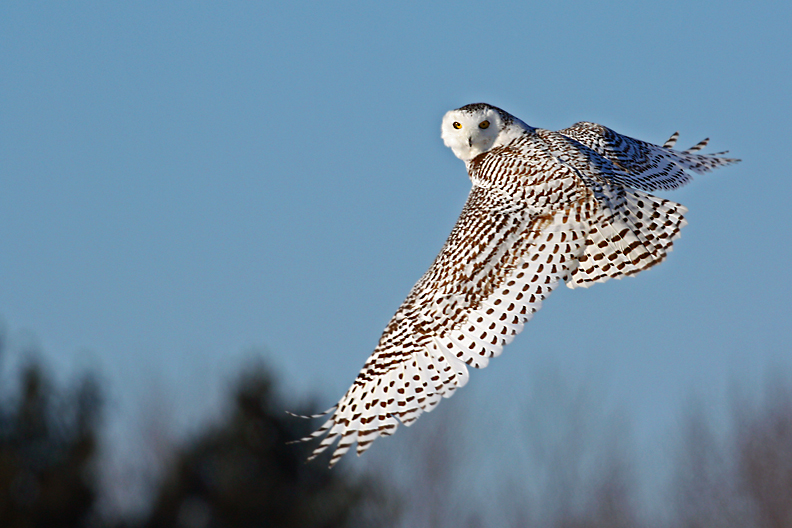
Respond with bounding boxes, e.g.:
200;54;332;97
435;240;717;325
468;136;473;147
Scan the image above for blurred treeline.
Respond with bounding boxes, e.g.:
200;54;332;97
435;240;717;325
0;336;397;528
1;331;791;527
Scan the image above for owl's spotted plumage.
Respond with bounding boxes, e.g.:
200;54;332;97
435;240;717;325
294;103;739;466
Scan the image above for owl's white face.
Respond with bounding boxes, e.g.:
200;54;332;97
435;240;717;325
441;103;530;163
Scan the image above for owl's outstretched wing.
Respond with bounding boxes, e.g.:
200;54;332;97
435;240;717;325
558;121;739;191
295;184;589;466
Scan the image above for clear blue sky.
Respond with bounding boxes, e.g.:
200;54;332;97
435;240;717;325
2;0;791;514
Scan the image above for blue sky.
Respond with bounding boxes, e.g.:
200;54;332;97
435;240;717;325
2;0;791;513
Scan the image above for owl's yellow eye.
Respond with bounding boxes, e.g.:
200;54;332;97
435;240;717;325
452;122;462;129
479;120;490;129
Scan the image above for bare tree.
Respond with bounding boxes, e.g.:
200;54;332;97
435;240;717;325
669;398;752;528
517;368;641;528
375;366;643;528
670;375;792;528
735;378;792;528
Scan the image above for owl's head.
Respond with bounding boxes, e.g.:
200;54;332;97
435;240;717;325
441;103;532;163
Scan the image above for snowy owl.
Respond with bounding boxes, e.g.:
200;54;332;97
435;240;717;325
293;103;738;466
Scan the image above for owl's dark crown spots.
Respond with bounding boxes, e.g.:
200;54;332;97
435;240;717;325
457;103;514;126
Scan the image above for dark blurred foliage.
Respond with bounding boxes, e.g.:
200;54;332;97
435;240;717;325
0;335;397;528
0;357;102;528
142;362;398;528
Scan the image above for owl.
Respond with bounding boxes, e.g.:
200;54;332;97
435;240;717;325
293;103;738;466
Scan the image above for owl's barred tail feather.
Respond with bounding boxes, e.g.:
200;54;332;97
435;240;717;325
568;190;687;288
